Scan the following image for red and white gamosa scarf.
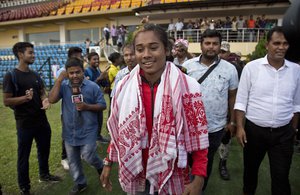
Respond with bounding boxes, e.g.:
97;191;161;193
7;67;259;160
107;62;208;194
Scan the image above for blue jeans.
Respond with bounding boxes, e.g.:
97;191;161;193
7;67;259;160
65;142;103;185
17;123;51;191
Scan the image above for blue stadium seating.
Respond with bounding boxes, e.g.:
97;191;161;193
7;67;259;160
0;43;86;88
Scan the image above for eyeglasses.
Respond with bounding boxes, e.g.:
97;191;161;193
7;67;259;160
220;50;227;54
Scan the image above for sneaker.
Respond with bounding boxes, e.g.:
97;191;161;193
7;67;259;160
39;174;61;183
69;183;87;195
97;136;110;144
61;159;70;170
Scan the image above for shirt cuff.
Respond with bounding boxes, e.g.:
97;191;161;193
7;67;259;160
191;149;208;177
234;102;246;112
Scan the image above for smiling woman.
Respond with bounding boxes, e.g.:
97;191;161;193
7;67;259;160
100;23;209;195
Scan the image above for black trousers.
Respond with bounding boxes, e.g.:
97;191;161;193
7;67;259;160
243;119;295;195
17;123;51;191
202;129;224;191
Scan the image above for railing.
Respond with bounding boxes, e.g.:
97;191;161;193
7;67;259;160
168;28;269;42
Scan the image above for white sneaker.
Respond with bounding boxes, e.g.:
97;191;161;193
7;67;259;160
61;159;69;170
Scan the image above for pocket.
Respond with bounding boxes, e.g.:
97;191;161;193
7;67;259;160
215;76;227;94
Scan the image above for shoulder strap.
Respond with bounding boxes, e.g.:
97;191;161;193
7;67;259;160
10;68;18;94
198;58;221;84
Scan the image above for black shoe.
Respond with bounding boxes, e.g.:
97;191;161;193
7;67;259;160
39;174;61;183
20;189;33;195
69;183;87;195
219;159;230;180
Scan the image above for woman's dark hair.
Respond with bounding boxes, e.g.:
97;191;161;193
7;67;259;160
12;42;34;60
201;29;222;44
87;52;99;61
65;57;84;71
133;23;169;50
108;52;122;63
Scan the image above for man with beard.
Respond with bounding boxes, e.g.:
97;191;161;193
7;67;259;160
48;58;106;194
182;29;238;192
235;26;300;195
3;42;60;195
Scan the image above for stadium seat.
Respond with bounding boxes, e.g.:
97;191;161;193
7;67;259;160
73;5;83;14
57;7;66;15
82;4;91;13
131;0;141;8
121;0;131;8
65;5;74;15
91;1;101;12
111;0;121;9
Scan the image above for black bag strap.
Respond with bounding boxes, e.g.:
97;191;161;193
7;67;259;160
197;58;221;84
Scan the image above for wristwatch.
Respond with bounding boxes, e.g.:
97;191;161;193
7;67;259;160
103;158;113;167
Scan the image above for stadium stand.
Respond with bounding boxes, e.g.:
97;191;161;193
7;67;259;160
0;43;86;87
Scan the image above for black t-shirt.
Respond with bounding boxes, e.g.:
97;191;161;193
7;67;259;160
3;68;48;129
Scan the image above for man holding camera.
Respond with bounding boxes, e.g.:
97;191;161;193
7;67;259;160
48;57;106;194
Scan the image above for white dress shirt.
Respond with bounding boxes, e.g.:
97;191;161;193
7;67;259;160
234;55;300;128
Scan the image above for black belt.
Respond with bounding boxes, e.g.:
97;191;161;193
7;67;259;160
246;119;290;132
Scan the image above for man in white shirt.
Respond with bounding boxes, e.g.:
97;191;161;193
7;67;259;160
235;26;300;195
167;19;175;38
175;18;184;39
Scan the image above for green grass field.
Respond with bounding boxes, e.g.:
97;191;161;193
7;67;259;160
0;91;299;195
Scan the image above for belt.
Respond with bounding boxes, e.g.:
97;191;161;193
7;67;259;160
246;119;290;132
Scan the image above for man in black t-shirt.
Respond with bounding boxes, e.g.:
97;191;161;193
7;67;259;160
2;42;60;195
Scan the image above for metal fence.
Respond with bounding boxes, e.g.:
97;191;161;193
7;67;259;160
168;28;268;42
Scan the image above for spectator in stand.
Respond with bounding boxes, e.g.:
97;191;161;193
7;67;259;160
119;24;127;45
103;24;110;45
231;16;238;41
200;17;209;32
84;52;110;144
85;38;91;54
209;19;216;30
175;18;184;39
100;23;209;195
167;18;175;38
110;24;118;46
237;15;246;41
215;19;223;29
186;19;194;40
224;16;232;29
193;19;201;42
247;15;256;42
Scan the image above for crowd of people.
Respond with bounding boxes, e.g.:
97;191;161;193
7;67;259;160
167;15;277;42
2;21;300;195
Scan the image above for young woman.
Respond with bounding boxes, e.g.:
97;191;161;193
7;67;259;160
100;24;209;195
